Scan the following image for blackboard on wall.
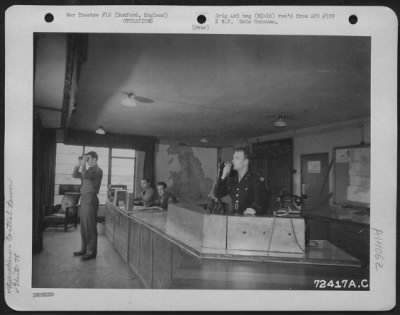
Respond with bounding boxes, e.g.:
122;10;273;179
334;145;370;207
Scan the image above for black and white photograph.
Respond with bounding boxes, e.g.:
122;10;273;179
4;5;397;311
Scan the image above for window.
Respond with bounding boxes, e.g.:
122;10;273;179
53;144;136;205
111;148;136;193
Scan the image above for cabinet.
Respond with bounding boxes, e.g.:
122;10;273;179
104;204;115;242
113;211;130;263
128;220;141;276
329;222;369;267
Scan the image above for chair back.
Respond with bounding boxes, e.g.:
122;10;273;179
59;184;81;195
59;192;81;214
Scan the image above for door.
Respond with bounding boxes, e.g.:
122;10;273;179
301;153;330;211
301;153;330;240
252;138;293;215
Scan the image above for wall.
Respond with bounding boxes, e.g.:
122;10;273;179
293;121;370;196
218;146;234;162
155;143;217;202
249;118;370;196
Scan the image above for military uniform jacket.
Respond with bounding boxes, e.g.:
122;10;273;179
151;191;177;210
141;187;157;207
214;170;265;215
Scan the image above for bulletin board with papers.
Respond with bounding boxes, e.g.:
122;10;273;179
334;145;370;207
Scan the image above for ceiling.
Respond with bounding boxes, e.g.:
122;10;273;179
36;33;371;147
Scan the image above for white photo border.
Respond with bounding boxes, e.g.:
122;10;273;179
4;5;398;311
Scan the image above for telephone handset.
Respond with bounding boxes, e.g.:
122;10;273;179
218;160;237;179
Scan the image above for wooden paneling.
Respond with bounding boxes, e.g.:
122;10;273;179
306;218;330;240
227;216;274;251
104;202;368;290
172;245;185;277
104;203;115;242
202;214;226;249
139;226;153;288
152;232;173;289
128;220;141;275
227;216;305;253
329;222;369;267
113;210;130;263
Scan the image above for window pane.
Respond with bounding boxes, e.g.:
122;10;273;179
111;156;135;192
56;143;83;155
112;148;135;158
111;165;134;176
54;145;136;205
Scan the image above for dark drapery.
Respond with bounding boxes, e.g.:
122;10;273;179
65;129;156;185
32;115;42;253
33;118;57;253
142;142;155;185
40;129;57;207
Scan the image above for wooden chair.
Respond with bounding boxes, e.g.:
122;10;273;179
43;192;81;232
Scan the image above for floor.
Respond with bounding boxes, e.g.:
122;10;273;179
33;222;368;290
32;223;144;288
169;253;369;290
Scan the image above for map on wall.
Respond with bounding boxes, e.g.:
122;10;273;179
335;146;370;206
156;144;216;202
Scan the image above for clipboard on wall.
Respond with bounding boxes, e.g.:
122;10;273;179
334;144;370;208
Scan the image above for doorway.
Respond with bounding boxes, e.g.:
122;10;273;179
300;152;330;211
252;138;293;215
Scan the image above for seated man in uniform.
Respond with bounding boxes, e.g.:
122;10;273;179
150;182;178;210
214;147;266;216
135;178;157;207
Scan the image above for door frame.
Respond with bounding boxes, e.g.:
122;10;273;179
300;152;330;199
252;138;294;194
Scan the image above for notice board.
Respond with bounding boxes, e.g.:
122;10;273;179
334;145;370;206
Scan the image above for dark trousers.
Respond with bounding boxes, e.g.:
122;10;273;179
80;193;99;255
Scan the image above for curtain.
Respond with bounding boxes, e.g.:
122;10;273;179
142;143;155;186
134;151;145;196
32;124;56;254
40;129;57;208
32;115;42;253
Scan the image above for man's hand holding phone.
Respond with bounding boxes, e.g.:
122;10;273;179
221;162;232;180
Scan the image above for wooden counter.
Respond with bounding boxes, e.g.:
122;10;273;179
104;201;367;289
302;206;370;267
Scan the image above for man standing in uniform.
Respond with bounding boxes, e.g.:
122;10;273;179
214;147;265;216
72;151;103;261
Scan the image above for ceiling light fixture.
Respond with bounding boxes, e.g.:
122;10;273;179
95;126;106;135
200;138;208;144
273;117;287;127
121;92;137;107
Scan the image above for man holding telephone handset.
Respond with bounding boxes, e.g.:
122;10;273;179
72;152;103;261
214;147;265;216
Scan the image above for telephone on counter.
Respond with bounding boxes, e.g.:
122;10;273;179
273;190;304;217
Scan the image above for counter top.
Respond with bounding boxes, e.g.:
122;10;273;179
106;201;361;267
302;206;370;225
113;202;308;257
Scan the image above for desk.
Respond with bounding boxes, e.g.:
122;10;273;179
105;201;366;289
303;206;370;267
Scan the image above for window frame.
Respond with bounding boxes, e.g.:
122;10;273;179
54;144;136;205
